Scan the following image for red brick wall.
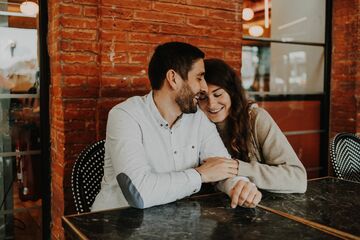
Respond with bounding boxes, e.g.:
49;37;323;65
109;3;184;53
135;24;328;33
330;0;360;137
48;0;242;239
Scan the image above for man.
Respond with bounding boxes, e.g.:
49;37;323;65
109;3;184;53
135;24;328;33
92;42;261;210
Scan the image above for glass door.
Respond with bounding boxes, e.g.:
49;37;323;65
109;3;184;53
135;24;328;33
0;1;42;238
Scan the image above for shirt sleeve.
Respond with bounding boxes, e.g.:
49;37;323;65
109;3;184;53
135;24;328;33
237;108;307;193
106;108;201;209
198;111;231;161
197;110;249;196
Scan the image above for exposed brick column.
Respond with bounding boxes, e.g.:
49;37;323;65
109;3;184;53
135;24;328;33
330;0;360;136
48;0;243;239
48;0;100;239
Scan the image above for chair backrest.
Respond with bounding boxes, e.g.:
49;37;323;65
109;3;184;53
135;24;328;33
71;140;105;213
330;133;360;182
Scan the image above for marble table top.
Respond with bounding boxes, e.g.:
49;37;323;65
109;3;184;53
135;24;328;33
63;192;339;240
260;177;360;238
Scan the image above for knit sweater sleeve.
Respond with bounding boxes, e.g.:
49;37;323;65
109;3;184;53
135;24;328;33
237;107;307;193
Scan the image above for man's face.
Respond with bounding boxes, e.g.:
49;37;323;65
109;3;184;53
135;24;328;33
175;59;207;113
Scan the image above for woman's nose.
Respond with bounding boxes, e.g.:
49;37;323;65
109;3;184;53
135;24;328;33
208;96;216;108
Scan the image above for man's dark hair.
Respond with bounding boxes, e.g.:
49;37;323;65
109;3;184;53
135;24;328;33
148;42;205;90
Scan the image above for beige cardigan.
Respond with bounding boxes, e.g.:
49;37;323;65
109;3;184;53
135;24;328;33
235;107;307;193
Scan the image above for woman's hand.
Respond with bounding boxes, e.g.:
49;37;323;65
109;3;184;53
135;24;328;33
230;180;262;208
195;157;238;183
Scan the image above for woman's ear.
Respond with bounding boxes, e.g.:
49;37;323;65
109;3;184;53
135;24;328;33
165;69;179;90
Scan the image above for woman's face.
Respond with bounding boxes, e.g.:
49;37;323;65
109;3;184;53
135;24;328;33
198;83;231;123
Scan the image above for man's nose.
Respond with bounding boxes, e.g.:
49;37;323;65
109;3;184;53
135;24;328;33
200;78;208;92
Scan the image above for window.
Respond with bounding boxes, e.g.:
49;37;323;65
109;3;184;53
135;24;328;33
0;2;47;238
241;0;329;178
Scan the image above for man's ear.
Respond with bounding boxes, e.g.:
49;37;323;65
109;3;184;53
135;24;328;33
165;69;179;90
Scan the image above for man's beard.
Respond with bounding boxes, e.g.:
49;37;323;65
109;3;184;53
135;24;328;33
175;82;198;114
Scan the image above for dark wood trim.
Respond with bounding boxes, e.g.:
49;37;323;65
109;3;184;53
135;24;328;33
250;93;324;102
38;0;51;238
320;0;333;177
258;204;359;240
62;216;89;240
243;36;325;47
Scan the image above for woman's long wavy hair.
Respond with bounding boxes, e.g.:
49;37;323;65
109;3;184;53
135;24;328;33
204;59;252;162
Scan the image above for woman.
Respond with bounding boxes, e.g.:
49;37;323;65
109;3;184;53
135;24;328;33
199;59;307;193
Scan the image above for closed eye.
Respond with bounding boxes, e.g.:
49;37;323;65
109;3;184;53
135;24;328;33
198;92;208;100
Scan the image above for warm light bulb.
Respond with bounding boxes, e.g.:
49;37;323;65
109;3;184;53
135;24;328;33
249;25;264;37
242;8;254;21
20;1;39;16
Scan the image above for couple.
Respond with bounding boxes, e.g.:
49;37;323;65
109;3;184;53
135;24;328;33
92;42;307;211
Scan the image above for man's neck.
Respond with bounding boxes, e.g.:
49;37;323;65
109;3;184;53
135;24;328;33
153;90;182;128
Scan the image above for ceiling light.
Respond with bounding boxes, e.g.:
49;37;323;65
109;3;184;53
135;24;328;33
242;8;254;21
249;25;264;37
20;1;39;16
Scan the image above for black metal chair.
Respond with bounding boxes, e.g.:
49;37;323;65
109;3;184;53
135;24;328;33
330;133;360;182
71;140;105;213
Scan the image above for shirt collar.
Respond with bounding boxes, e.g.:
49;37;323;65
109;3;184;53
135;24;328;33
146;91;184;129
146;91;169;129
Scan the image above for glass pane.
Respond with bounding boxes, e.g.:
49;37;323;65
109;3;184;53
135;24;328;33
242;0;326;43
0;97;40;153
0;27;38;92
1;156;14;238
10;98;40;153
0;208;42;239
242;43;324;94
0;155;41;208
0;24;41;239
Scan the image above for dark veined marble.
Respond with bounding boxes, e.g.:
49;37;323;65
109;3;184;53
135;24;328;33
261;177;360;236
63;193;339;240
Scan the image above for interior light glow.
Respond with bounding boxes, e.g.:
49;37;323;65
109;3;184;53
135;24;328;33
242;8;254;21
20;1;39;16
249;25;264;37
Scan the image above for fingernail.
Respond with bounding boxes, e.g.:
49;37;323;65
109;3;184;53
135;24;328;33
231;204;235;208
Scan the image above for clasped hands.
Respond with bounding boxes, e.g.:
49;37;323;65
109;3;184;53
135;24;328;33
195;157;262;208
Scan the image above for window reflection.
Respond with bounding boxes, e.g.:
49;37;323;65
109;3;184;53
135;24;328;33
242;44;324;94
241;45;270;92
0;25;41;238
243;0;325;43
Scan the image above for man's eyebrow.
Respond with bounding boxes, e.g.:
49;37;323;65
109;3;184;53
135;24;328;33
197;72;205;77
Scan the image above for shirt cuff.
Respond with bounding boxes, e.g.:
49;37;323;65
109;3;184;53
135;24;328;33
218;176;250;196
184;168;202;194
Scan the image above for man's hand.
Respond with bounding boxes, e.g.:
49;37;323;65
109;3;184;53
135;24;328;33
229;180;262;208
195;157;238;183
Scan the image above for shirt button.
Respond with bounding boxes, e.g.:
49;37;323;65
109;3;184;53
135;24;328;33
160;124;163;127
192;146;195;149
174;151;177;154
193;189;197;193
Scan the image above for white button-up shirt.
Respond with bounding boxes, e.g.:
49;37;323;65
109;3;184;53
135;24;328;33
92;92;247;211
